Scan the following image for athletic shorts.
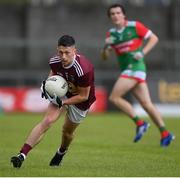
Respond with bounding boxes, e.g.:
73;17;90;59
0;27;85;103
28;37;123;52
66;104;89;124
120;69;146;83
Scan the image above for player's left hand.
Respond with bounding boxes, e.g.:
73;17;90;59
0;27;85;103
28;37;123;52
40;80;48;99
133;51;144;60
105;36;115;45
101;49;109;60
47;93;63;108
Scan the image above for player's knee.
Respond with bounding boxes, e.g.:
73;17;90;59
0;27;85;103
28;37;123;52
141;101;153;110
42;117;54;129
109;94;115;103
109;94;119;104
62;129;74;140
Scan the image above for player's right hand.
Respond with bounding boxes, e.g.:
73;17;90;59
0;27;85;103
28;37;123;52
47;93;63;108
101;44;111;60
40;80;48;99
105;37;115;45
101;49;108;60
132;51;144;60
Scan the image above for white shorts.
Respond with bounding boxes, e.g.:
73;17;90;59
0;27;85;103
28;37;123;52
120;69;146;83
66;105;89;123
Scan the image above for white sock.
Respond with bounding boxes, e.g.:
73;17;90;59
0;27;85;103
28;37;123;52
57;148;66;155
18;153;26;160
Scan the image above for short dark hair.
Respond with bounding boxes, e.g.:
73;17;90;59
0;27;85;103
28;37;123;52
58;35;75;47
107;4;126;17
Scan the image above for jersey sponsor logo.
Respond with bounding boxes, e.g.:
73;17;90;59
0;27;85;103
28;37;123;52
114;40;133;48
68;81;78;95
117;46;130;53
113;40;133;53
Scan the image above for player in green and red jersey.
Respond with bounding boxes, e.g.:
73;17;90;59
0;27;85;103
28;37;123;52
102;4;174;147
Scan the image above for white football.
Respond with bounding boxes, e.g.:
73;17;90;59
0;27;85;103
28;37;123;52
45;75;68;98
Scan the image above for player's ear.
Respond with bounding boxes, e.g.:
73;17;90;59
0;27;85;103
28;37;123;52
73;47;77;53
57;46;59;52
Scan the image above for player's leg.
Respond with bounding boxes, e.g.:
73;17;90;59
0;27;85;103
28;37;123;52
109;77;146;125
109;77;149;142
11;103;64;168
49;115;79;166
132;82;175;146
25;104;65;147
109;77;137;117
49;105;88;167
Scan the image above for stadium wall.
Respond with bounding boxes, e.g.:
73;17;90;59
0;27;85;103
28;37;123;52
0;86;107;113
0;1;180;113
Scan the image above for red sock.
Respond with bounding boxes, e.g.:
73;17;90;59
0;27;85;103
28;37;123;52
20;143;32;156
136;120;145;127
161;130;169;139
132;116;145;127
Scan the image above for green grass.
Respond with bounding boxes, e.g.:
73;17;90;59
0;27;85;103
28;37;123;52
0;112;180;177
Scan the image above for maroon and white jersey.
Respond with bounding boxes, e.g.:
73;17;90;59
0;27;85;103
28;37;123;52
49;54;96;110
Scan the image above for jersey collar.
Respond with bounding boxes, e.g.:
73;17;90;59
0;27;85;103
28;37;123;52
116;20;127;33
63;55;76;69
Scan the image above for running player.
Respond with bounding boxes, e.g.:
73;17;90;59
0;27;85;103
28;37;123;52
11;35;96;168
101;4;174;146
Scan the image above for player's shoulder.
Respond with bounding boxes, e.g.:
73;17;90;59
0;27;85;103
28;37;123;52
108;27;116;33
76;54;91;64
126;20;136;27
127;20;145;27
75;54;94;72
127;20;147;30
49;55;61;64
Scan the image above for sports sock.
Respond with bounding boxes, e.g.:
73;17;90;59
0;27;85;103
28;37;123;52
159;127;169;138
132;116;145;127
57;147;67;155
18;153;26;160
20;143;32;156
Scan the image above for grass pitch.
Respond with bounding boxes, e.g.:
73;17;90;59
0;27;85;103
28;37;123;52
0;112;180;177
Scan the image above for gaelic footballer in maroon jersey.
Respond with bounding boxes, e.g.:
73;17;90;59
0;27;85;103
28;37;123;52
49;54;96;111
10;35;96;169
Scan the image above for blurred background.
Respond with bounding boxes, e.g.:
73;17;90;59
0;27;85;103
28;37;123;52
0;0;180;114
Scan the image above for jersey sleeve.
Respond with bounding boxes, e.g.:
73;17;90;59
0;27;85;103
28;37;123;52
106;31;111;38
136;21;152;39
49;56;61;74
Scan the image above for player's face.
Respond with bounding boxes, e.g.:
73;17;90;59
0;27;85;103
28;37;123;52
57;45;76;67
109;7;125;26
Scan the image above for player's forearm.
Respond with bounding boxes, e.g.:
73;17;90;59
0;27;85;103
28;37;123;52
63;94;88;105
143;33;159;55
